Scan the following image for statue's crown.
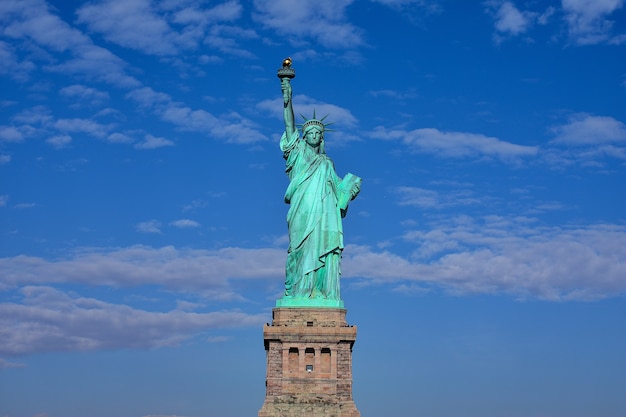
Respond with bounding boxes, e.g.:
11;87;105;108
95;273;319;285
302;118;325;132
299;110;333;134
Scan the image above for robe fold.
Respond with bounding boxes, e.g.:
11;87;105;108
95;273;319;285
280;129;346;299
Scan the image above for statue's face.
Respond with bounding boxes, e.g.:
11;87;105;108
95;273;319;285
304;128;323;148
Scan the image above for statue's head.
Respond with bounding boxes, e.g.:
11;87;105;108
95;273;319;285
304;125;324;150
300;111;332;153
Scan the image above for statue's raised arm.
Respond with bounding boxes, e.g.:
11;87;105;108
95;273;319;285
278;58;296;137
275;58;361;309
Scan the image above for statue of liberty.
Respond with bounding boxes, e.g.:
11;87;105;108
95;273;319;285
276;59;361;308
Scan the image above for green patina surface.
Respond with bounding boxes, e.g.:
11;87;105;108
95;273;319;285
276;59;361;309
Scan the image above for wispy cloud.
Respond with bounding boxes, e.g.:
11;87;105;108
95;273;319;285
0;125;26;142
0;245;285;293
136;220;162;234
0;358;26;368
170;219;201;228
483;0;625;45
0;286;266;356
490;1;536;35
484;1;555;43
126;87;266;143
546;113;626;165
370;0;442;13
551;113;626;146
0;39;35;81
257;95;359;139
0;0;139;87
369;89;418;100
134;134;175;150
252;0;364;48
2;218;625;307
562;0;626;45
46;134;72;148
1;215;624;359
394;186;482;209
59;84;110;106
54;118;112;139
343;219;626;301
76;0;245;56
370;126;538;162
77;0;186;56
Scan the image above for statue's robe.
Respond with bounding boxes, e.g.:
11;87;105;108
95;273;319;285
280;129;346;300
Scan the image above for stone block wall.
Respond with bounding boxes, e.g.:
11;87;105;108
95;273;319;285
259;308;360;417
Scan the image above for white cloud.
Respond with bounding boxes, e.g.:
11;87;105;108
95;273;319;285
394;186;482;209
370;126;538;162
0;154;11;164
107;132;134;144
252;0;364;48
170;219;201;228
46;134;72;148
172;0;242;25
343;220;626;301
546;114;626;165
256;95;359;134
0;40;35;81
0;0;139;87
204;24;259;58
551;114;626;145
0;125;25;142
0;245;285;294
0;286;267;356
54;118;112;139
562;0;625;45
59;84;110;105
370;0;442;12
77;0;184;56
493;1;534;35
1;221;625;306
126;87;267;143
77;0;247;56
0;195;8;207
48;44;140;88
0;358;26;368
134;134;175;149
483;0;548;42
369;89;418;100
0;220;623;359
12;105;52;125
136;220;162;234
182;199;208;212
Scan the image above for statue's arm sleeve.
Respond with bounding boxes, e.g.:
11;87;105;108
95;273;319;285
280;129;300;155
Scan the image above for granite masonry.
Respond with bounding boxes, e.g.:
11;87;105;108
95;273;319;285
258;308;360;417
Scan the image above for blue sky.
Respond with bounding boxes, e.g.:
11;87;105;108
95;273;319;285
1;0;625;416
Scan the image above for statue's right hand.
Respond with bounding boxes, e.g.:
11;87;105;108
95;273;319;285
281;79;292;104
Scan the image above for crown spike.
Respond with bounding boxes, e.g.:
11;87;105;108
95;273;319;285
301;110;334;135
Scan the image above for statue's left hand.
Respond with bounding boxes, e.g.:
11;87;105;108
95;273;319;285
351;181;361;199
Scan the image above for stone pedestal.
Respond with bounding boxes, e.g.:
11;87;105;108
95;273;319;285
258;308;360;417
